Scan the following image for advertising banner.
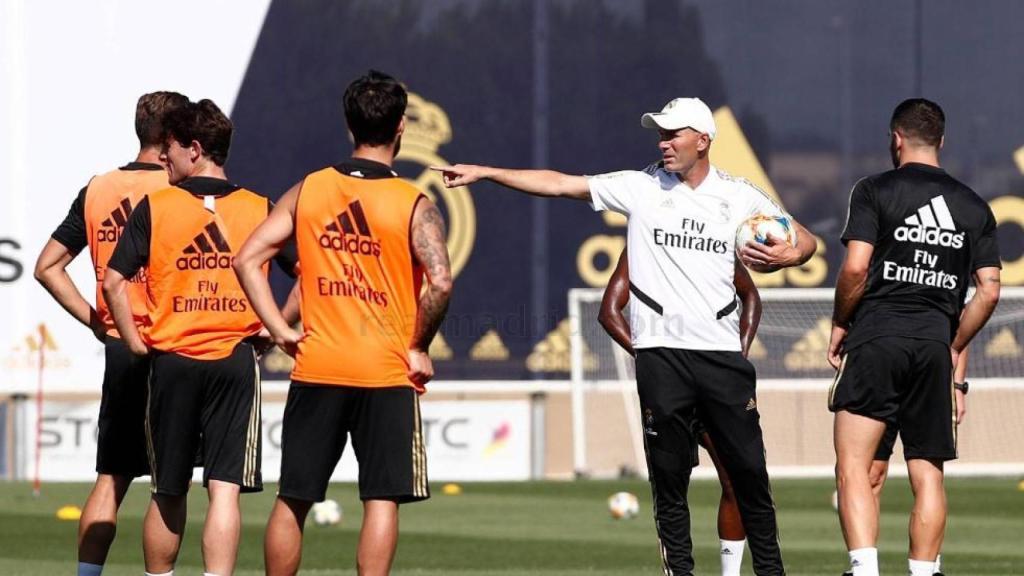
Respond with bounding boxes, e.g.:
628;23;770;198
21;399;532;483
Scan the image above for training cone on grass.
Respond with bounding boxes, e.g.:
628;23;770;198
1017;479;1024;492
56;505;82;521
442;483;463;495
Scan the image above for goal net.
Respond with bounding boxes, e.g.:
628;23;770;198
568;287;1024;479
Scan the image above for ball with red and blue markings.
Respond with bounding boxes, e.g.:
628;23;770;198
735;214;798;253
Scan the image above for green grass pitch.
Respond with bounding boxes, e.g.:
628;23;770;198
0;478;1021;574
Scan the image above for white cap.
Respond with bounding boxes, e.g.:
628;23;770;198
641;97;716;140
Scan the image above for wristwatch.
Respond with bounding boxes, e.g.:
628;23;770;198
954;380;969;394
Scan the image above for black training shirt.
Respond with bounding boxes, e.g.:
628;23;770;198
841;163;1001;348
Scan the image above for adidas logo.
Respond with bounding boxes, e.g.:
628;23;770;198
318;200;382;257
985;327;1022;358
469;329;510;361
429;332;454;360
747;336;767;359
745;398;757;411
96;198;134;243
526;319;598;373
783;317;832;372
659;197;675;209
894;196;965;248
19;324;57;353
175;222;234;270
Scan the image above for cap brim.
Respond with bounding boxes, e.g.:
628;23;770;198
641;113;676;130
642;113;692;131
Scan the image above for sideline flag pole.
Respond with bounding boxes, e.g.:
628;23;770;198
33;323;46;497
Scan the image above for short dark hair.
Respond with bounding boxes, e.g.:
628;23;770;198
163;99;233;166
135;91;189;147
343;70;407;147
890;98;945;147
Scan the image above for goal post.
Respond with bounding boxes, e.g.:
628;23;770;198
568;286;1024;479
568;288;649;478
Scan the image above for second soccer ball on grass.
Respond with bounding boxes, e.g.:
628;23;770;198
607;492;640;520
311;499;343;526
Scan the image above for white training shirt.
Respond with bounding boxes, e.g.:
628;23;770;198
588;164;787;351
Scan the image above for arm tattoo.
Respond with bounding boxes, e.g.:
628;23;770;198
410;202;453;351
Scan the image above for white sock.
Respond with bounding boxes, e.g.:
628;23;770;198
77;562;103;576
933;554;942;574
720;539;746;576
203;573;222;576
144;571;173;576
909;559;936;576
849;547;879;576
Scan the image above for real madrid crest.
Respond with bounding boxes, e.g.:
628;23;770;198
395;92;476;280
718;199;732;223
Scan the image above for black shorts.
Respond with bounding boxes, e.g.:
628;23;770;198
96;337;151;477
829;336;956;461
146;342;262;496
875;424;899;461
636;349;762;477
277;383;428;504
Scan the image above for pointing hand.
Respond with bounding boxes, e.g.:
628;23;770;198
430;164;490;188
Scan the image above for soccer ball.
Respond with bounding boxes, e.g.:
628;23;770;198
607;491;640;520
735;214;798;253
311;499;343;526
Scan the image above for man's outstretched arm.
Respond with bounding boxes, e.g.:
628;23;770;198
408;197;454;390
234;183;303;355
432;164;590;200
